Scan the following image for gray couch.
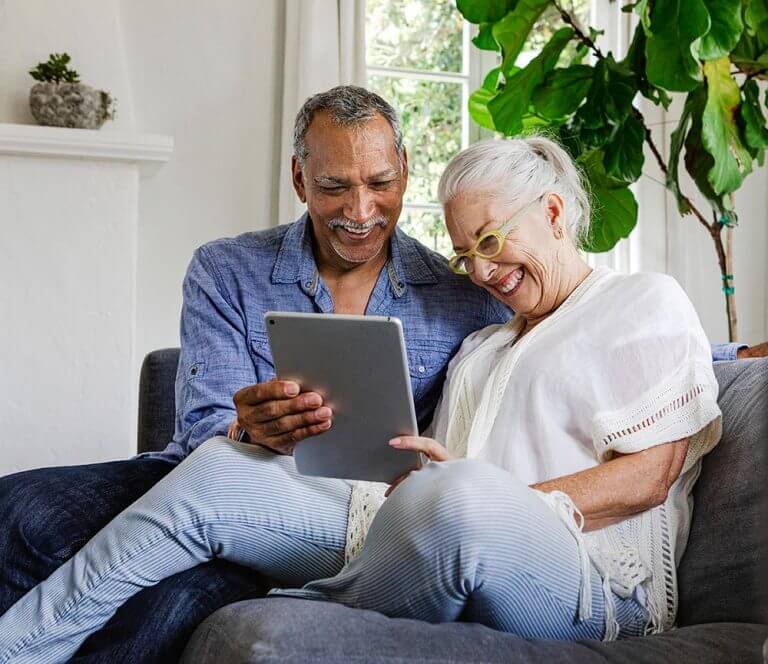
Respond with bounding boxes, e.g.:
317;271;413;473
137;350;768;662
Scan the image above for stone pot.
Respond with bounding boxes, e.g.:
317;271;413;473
29;82;116;129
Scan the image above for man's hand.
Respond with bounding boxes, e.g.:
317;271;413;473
737;342;768;359
384;436;451;497
233;380;332;455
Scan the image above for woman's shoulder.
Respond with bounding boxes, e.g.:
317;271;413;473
599;269;693;316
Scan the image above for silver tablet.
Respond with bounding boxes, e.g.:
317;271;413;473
265;312;421;483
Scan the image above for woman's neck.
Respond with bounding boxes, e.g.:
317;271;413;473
520;256;593;334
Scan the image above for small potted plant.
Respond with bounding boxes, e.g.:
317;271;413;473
29;53;116;129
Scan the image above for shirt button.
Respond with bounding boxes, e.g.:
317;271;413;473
305;281;312;288
418;365;426;374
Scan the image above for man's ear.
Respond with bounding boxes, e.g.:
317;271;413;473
401;146;409;192
292;156;307;203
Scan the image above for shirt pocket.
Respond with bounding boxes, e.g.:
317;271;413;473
407;342;453;403
249;333;276;383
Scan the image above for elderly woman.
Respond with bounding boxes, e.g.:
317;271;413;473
0;137;720;660
271;137;721;638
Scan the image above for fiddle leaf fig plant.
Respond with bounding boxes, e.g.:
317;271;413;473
457;0;768;341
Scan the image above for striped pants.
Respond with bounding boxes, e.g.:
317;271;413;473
0;437;647;663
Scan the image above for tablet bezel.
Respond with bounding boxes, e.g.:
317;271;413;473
264;311;421;483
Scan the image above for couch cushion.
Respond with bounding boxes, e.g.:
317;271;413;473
181;598;768;663
677;358;768;626
137;348;180;454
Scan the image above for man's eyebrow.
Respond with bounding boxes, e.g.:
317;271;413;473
314;175;348;186
313;169;399;187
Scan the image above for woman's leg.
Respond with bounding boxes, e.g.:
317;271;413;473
0;437;351;663
274;459;647;640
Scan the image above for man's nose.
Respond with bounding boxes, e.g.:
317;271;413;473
344;186;376;222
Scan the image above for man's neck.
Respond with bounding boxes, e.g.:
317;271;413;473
315;242;391;315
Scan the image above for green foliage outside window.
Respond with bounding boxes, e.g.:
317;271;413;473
459;0;765;341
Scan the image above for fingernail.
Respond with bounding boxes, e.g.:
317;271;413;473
389;438;401;446
285;383;299;396
319;420;331;429
306;395;321;407
317;407;331;418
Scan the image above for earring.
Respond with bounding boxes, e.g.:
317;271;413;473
554;226;564;239
556;244;568;265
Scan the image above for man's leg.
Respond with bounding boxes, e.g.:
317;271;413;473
0;437;350;663
0;457;175;614
0;457;272;663
278;460;648;640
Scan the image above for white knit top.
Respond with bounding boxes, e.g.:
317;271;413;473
344;267;721;638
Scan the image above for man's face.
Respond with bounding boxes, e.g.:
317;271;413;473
292;111;408;268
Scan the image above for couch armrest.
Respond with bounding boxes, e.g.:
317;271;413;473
137;348;180;454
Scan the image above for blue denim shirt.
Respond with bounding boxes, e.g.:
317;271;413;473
153;214;743;462
154;215;511;461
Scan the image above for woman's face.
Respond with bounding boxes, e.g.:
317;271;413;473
444;191;567;319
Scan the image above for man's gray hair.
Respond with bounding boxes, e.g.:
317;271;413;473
438;136;592;247
293;85;404;168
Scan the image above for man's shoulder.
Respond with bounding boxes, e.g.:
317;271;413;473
197;224;292;260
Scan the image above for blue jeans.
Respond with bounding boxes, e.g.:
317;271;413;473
0;438;648;663
0;456;271;663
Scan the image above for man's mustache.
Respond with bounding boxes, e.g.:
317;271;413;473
328;216;389;231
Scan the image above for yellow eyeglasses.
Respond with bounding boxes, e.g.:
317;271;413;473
448;197;542;276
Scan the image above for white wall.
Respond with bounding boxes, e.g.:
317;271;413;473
118;0;284;366
0;0;284;469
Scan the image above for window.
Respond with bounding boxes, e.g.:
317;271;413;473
365;0;609;260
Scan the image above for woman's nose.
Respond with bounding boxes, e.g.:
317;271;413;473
473;256;497;282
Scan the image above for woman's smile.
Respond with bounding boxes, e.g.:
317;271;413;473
494;266;525;296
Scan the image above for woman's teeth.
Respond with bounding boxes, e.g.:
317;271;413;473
498;267;524;294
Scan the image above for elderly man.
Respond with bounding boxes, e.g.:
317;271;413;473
0;85;757;662
0;86;509;662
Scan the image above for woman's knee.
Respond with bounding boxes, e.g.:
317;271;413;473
391;460;533;538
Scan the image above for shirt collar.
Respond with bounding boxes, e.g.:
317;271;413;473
271;213;439;297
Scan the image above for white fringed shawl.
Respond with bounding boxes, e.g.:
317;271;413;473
430;266;721;638
344;267;721;639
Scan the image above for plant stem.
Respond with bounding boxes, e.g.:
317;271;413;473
551;0;604;58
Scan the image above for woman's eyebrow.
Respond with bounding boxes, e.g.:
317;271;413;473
452;219;496;252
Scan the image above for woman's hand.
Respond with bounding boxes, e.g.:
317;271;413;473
385;436;452;497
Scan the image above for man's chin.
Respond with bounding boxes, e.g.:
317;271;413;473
330;237;387;265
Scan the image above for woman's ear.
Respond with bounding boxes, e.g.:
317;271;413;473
544;193;565;236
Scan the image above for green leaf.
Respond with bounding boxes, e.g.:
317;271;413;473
701;57;753;194
457;0;517;24
667;91;696;214
473;23;500;51
531;65;593;120
740;79;768;165
492;0;550;76
489;27;574;135
603;112;646;182
635;0;652;32
468;67;503;131
699;0;743;60
469;87;498;130
646;0;710;91
577;149;638;253
623;25;672;109
745;0;768;39
575;56;638;134
684;85;728;214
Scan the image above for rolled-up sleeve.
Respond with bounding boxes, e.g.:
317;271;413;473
173;247;259;456
711;342;747;362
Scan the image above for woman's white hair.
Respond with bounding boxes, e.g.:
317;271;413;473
437;136;591;246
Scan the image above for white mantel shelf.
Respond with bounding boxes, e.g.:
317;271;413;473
0;122;173;176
